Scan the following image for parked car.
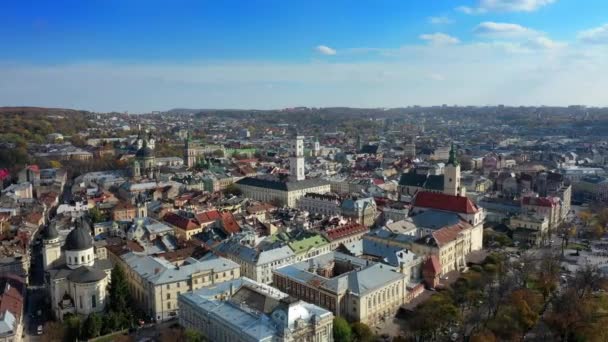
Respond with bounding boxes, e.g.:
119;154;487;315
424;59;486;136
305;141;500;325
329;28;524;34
37;325;43;335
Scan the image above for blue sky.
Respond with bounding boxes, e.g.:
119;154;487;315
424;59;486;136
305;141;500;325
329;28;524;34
1;0;608;112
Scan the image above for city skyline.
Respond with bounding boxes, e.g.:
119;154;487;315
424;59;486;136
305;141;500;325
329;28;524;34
2;0;608;112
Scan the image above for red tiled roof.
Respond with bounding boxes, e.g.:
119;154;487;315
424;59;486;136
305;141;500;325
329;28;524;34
237;158;258;164
25;212;43;225
0;276;25;319
324;223;369;241
0;169;9;181
163;212;200;231
423;255;441;275
431;221;472;247
220;212;240;235
195;210;222;224
522;196;558;207
246;203;276;214
413;191;478;214
114;201;135;211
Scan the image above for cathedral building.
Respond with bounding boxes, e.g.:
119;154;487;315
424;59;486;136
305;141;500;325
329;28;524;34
132;134;160;180
43;217;112;320
398;144;466;197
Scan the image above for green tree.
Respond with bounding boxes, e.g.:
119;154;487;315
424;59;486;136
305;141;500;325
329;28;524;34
351;322;374;342
63;314;81;342
107;264;130;315
333;317;353;342
82;312;102;339
184;328;206;342
89;206;106;223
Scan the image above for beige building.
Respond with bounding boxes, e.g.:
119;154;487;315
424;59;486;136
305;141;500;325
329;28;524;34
120;253;240;321
236;178;331;208
273;252;410;325
521;196;562;229
298;193;342;216
510;214;550;246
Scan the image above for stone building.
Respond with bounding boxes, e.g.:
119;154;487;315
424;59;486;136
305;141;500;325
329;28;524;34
179;277;334;342
273;252;410;325
44;218;112;320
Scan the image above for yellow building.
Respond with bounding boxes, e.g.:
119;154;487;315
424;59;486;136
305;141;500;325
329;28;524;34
120;253;240;321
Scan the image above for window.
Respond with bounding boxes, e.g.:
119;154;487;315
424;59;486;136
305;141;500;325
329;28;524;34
166;293;171;300
92;295;97;308
81;256;85;263
167;302;171;309
166;284;170;290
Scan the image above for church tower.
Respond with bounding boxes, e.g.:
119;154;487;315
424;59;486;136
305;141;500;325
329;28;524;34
132;160;141;179
444;143;461;196
184;132;197;168
290;136;305;181
42;224;61;271
313;137;321;157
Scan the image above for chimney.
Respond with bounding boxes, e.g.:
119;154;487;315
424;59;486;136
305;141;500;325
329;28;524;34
154;268;160;274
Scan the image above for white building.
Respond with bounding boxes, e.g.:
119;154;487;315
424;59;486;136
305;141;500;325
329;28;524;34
179;277;334;342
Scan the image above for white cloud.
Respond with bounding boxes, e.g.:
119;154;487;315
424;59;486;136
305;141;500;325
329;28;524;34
456;6;486;14
419;33;460;45
458;0;555;14
428;16;453;24
315;45;337;55
525;36;567;49
578;24;608;44
2;41;608;112
474;22;538;38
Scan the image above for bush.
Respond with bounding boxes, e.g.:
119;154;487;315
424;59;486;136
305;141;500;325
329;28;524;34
333;317;353;342
351;322;374;342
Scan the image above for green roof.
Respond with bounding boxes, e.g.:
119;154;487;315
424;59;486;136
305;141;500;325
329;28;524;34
288;234;329;254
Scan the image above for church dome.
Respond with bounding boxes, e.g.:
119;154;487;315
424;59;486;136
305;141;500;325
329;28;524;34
135;138;154;159
65;218;94;251
135;146;154;158
42;224;59;240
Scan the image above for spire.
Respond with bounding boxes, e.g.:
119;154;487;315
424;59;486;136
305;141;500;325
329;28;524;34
447;143;459;166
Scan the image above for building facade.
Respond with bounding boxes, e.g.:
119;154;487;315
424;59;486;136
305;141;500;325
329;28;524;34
179;277;334;342
120;253;240;321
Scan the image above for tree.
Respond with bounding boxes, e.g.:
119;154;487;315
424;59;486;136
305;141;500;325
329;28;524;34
183;328;206;342
351;322;374;342
592;223;605;240
48;160;62;169
410;293;460;340
223;183;242;197
470;329;497;342
107;264;130;316
63;314;81;342
578;211;593;227
89;206;106;223
333;317;353;342
82;312;103;339
41;322;65;342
